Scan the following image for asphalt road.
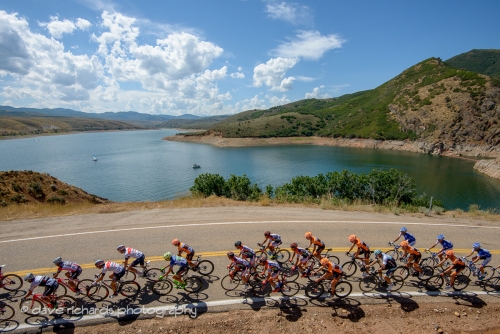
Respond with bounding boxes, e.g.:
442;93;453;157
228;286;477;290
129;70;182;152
1;207;499;331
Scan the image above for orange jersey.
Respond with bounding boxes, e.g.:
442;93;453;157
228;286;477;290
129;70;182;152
404;245;420;256
178;242;194;255
324;260;342;274
310;236;324;247
354;238;369;251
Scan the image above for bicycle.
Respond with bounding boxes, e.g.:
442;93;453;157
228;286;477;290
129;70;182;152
77;275;141;301
251;272;300;297
460;257;495;281
151;267;203;296
19;292;78;315
341;253;371;277
394;258;434;281
425;271;470;291
0;265;23;292
53;276;82;296
305;275;352;299
0;303;15;323
306;247;340;266
220;264;258;291
358;265;404;292
483;270;500;293
420;250;450;270
191;255;215;276
256;243;291;264
386;242;404;261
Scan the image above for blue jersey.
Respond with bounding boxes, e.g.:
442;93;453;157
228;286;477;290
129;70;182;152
170;255;188;267
401;232;416;244
439;239;453;249
477;248;491;259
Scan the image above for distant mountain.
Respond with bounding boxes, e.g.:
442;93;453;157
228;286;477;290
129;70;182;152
158;115;230;130
445;49;500;77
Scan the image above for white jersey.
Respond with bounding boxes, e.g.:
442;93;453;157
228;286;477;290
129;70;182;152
101;261;124;274
30;276;56;290
124;247;143;260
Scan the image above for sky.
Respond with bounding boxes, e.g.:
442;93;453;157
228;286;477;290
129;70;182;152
1;1;499;117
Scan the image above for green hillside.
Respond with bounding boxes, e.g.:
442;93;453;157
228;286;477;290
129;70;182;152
210;57;500;145
445;49;500;77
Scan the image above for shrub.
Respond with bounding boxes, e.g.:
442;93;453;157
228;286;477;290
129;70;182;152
190;173;227;197
47;196;66;204
28;182;45;200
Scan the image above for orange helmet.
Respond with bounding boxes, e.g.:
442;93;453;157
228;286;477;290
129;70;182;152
290;242;298;249
171;238;180;246
348;235;357;242
305;232;312;238
400;241;409;248
445;250;454;256
320;258;330;266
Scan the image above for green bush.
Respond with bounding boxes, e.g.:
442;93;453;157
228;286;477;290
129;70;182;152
190;173;227;197
28;182;45;200
47;196;66;204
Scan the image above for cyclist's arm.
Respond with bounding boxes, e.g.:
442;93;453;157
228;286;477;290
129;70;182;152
401;250;408;258
464;250;474;258
366;259;378;268
95;273;105;282
123;258;129;267
347;244;354;254
427;242;438;250
393;235;401;243
434;258;446;268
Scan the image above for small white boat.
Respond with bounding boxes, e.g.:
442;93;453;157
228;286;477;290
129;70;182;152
92;156;98;161
192;164;200;168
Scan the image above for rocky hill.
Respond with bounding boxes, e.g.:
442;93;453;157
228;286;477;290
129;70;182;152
0;171;110;207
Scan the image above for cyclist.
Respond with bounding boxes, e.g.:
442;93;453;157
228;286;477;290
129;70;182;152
399;241;424;278
305;232;326;260
260;231;282;259
117;245;146;277
346;234;371;275
235;241;257;273
93;259;125;298
366;249;398;291
311;257;344;298
425;234;453;263
392;227;416;247
172;238;197;268
21;273;59;307
52;257;82;295
227;252;251;289
258;256;283;292
433;250;465;289
464;242;492;280
161;252;189;289
289;242;313;277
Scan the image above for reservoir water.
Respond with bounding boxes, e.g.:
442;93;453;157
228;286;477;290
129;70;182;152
1;129;499;211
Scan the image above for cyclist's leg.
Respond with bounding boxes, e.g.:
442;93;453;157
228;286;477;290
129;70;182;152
68;268;82;291
330;274;339;294
186;252;196;268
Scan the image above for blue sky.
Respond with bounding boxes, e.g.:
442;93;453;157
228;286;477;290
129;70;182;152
1;0;499;116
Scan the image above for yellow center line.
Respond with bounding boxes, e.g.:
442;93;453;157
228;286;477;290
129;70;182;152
8;248;500;276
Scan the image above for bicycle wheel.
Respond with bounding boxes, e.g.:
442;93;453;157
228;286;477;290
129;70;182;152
152;280;173;296
221;274;241;291
483;276;500;293
184;277;203;293
359;276;377;292
452;275;470;291
282;267;299;282
395;266;410;280
196;260;214;276
482;266;495;280
281;281;300;297
425;275;444;291
341;261;357;277
334;281;352;298
1;274;23;292
305;282;324;299
124;270;137;281
0;304;15;322
19;298;44;316
86;284;110;301
327;255;340;264
55;295;78;314
461;266;472;278
385;250;399;261
390;275;404;292
275;249;291;264
418;266;434;281
420;257;437;268
56;283;68;297
252;283;272;297
144;268;163;281
119;281;141;297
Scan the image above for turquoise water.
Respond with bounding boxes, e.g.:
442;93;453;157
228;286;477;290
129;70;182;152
1;129;499;210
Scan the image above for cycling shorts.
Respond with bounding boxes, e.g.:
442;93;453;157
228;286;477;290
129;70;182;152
271;240;282;248
112;268;126;281
409;253;421;264
186;252;195;261
43;282;59;296
299;255;309;264
69;267;82;280
359;248;371;259
130;254;145;267
385;263;397;277
268;269;281;279
315;245;325;255
480;257;491;267
331;272;343;281
176;264;189;276
452;263;465;273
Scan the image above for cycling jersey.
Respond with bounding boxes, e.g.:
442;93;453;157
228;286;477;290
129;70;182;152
380;254;397;268
310;236;324;247
30;276;57;290
476;248;492;259
267;234;281;242
57;261;80;273
178;242;194;255
439;239;453;249
323;260;343;274
238;245;256;259
124;247;143;259
231;256;250;269
401;232;416;244
294;247;311;258
404;245;420;256
170;255;188;267
354;238;369;251
265;260;281;272
101;261;124;274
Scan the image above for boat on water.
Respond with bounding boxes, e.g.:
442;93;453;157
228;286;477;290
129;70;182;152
92;156;98;161
192;164;200;168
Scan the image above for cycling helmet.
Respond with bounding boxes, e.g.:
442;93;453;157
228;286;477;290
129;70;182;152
163;252;172;261
348;235;357;242
374;249;382;256
445;250;454;256
400;240;409;248
258;256;267;263
320;258;329;266
171;238;180;246
400;227;407;233
290;242;298;249
437;234;445;240
472;242;481;249
234;241;242;247
264;231;270;237
53;257;63;265
94;259;105;267
227;252;235;258
305;232;312;238
24;273;35;282
117;245;126;252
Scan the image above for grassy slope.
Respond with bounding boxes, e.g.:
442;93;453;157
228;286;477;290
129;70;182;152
445;49;500;77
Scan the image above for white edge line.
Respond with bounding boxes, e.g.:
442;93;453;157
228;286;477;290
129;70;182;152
1;220;498;244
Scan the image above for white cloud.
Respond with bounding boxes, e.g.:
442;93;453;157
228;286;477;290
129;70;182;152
305;85;330;99
272;30;344;60
76;18;92;30
39;16;93;39
267;94;290;106
265;1;312;25
238;94;267;111
253;57;298;92
231;72;245;79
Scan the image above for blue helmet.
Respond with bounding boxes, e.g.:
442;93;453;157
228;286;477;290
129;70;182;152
400;227;407;233
437;234;445;240
472;242;481;249
374;249;382;256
